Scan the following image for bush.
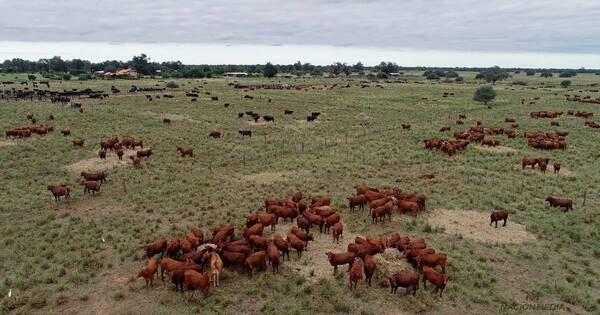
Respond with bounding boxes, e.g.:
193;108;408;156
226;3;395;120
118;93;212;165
166;81;179;88
78;73;91;81
62;73;71;81
473;85;497;106
376;72;388;79
512;80;527;86
559;70;577;77
560;80;572;88
525;70;536;76
540;71;553;78
425;72;440;80
477;66;509;83
455;76;464;83
263;62;278;78
27;74;36;81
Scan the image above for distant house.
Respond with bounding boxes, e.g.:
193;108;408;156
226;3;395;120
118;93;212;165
104;68;138;79
389;72;404;76
223;72;248;77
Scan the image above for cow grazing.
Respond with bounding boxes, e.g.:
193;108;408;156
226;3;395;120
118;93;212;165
130;155;141;167
284;110;294;115
177;147;193;157
163;118;171;125
273;234;290;260
363;255;377;286
244;251;267;276
417;253;448;274
326;251;355;273
490;210;508;228
332;222;343;243
238;130;252;137
287;233;307;258
183;270;211;296
72;138;85;146
259;213;276;231
47;185;70;201
116;148;124;160
267;244;281;274
61;129;71;136
137;149;152;159
349;258;363;289
422;266;449;297
98;149;107;160
144;239;167;259
137;257;158;288
554;161;561;174
83;181;100;195
546;196;573;212
389;272;420;295
80;171;107;184
347;195;367;211
209;131;221;138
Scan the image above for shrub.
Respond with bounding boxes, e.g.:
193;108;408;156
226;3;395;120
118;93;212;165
559;70;577;77
455;76;464;83
166;81;179;88
473;85;497;106
560;80;572;88
78;73;91;81
376;72;388;79
512;80;527;86
27;74;36;81
540;71;553;78
525;70;536;76
62;73;71;81
263;62;278;78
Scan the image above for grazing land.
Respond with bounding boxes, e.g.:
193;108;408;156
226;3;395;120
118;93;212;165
1;71;599;315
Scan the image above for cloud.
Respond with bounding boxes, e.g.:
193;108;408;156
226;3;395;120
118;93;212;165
0;0;599;53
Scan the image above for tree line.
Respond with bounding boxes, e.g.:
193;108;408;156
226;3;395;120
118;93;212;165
1;54;597;79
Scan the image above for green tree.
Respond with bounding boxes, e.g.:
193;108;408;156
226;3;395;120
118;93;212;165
477;66;509;84
48;56;67;73
263;62;278;78
473;85;497;106
559;70;577;78
27;74;36;81
376;61;400;74
352;62;364;72
455;76;464;83
525;70;536;76
560;80;572;88
540;71;553;78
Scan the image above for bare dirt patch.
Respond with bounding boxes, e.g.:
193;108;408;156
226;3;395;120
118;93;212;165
65;149;136;172
428;209;536;244
247;120;271;126
0;140;17;148
514;164;574;177
473;145;517;154
269;222;412;283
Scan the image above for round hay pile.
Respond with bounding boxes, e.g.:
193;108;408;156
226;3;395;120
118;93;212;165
372;248;414;287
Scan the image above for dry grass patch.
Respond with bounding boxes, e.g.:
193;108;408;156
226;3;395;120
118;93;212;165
0;140;17;148
241;171;294;185
247;120;271;126
428;209;535;244
473;145;517;154
65;149;136;172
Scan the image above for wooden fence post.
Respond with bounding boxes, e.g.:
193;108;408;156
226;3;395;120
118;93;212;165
583;190;587;206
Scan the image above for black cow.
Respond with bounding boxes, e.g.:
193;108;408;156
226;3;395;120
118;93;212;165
239;130;252;137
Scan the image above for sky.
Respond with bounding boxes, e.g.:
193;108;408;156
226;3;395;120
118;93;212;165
0;0;599;67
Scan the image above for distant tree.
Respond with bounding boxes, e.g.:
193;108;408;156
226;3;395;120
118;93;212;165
425;72;440;80
525;70;536;76
62;73;71;81
302;63;315;72
540;71;553;78
329;62;350;76
130;54;155;75
27;74;36;81
376;61;400;74
445;71;459;78
512;80;527;86
263;62;278;78
48;56;67;73
376;72;389;79
560;80;572;88
559;70;577;78
293;61;303;71
310;69;323;76
78;73;92;80
477;66;509;84
352;62;364;72
473;85;496;107
455;76;464;83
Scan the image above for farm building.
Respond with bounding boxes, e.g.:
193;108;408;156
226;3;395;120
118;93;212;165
223;72;248;77
104;68;138;79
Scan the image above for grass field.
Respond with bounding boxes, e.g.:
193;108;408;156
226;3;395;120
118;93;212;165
1;71;599;315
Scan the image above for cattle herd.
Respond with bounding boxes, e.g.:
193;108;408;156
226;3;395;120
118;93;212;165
135;185;450;298
3;77;595;311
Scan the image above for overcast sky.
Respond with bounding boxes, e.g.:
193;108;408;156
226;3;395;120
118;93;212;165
1;0;599;67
